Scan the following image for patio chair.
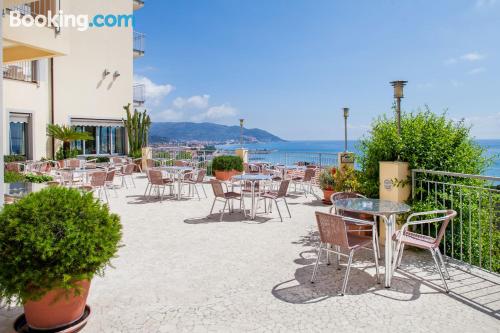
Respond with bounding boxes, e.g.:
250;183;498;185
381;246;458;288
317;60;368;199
291;168;315;197
80;171;109;203
311;212;380;295
116;164;136;188
66;159;81;169
105;170;118;197
145;169;175;202
330;192;381;259
210;180;245;222
392;210;457;293
259;180;291;222
182;169;208;200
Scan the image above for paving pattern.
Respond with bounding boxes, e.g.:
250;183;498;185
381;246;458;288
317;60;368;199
1;176;499;333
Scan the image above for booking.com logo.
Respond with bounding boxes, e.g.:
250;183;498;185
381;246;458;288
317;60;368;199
9;10;134;31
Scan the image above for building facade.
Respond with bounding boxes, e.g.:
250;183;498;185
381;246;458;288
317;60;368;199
2;0;145;160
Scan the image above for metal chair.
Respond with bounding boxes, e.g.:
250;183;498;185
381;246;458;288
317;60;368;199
117;164;136;188
80;171;109;203
311;212;380;295
330;192;381;259
291;168;316;197
182;169;208;200
393;210;457;293
209;180;245;222
144;169;175;202
259;180;291;222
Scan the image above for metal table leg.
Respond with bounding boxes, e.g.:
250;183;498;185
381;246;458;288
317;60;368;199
383;214;395;287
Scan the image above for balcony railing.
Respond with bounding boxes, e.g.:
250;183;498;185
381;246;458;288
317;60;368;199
3;61;38;83
133;31;146;57
5;0;60;19
412;169;500;274
133;0;145;10
133;84;146;106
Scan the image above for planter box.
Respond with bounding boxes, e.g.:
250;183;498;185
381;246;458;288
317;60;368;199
214;170;241;181
322;189;335;204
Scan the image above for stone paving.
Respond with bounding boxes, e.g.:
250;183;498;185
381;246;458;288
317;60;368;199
1;175;499;332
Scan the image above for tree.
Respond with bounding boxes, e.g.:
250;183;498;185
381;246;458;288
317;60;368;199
123;104;151;158
47;124;93;159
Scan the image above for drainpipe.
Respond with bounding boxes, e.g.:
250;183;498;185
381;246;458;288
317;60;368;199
50;58;55;158
0;0;5;208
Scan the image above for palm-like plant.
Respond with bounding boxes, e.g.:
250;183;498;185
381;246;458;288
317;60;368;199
47;124;93;159
123;104;151;158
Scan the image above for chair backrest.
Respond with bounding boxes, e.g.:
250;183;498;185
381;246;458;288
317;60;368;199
146;159;155;169
331;192;369;220
123;164;135;175
111;157;123;164
5;162;21;172
315;212;349;248
67;159;81;169
277;180;290;198
408;210;457;246
148;169;164;186
196;169;206;182
90;171;107;187
106;170;115;182
175;160;189;167
303;168;316;181
210;180;225;198
435;210;457;245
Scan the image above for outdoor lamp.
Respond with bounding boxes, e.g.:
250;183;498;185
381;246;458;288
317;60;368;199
239;119;244;147
113;71;121;79
343;108;349;152
103;69;110;77
391;80;407;99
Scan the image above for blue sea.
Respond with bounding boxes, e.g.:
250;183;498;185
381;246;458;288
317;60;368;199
218;139;500;177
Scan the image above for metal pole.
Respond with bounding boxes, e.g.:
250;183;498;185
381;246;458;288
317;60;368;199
396;97;402;136
0;0;4;208
344;116;348;152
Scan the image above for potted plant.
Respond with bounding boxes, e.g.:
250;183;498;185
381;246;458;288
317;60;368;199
333;164;361;193
212;156;244;181
0;187;122;330
319;167;337;204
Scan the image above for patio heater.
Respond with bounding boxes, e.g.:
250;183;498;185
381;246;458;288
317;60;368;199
239;118;244;147
390;80;407;137
343;107;349;152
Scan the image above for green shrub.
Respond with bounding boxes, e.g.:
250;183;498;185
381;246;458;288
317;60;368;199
55;147;79;161
0;187;122;305
212;156;244;172
4;155;26;163
358;108;490;198
4;171;25;183
319;168;336;190
24;173;54;183
176;151;192;160
333;165;361;193
86;156;110;163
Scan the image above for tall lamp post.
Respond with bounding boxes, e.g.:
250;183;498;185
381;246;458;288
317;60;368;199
239;118;244;147
343;107;349;152
390;80;407;136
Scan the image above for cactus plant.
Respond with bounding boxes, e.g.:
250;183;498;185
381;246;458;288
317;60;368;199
123;104;151;158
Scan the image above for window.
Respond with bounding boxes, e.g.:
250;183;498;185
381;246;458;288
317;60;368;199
72;125;125;155
99;127;111;154
9;122;28;156
114;127;125;155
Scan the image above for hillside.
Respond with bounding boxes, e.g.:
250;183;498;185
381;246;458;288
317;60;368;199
149;122;285;143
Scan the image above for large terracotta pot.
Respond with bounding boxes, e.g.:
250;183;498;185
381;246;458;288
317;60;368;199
24;280;90;330
214;170;240;181
322;189;335;204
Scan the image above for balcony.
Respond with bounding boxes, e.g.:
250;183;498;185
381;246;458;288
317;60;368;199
133;83;146;106
3;60;38;83
133;31;146;58
2;0;69;63
133;0;145;11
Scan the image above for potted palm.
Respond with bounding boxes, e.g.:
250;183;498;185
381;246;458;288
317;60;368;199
212;156;244;181
47;124;93;161
0;187;122;330
319;167;337;204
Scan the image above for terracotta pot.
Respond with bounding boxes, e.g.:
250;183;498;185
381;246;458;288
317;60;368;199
24;280;90;330
214;170;240;181
322;189;335;204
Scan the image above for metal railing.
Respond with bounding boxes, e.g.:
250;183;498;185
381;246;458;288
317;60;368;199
412;169;500;274
133;84;146;106
5;0;60;19
133;31;146;56
245;151;339;168
3;61;38;83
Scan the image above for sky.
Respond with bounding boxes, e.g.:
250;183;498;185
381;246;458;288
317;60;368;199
133;0;500;140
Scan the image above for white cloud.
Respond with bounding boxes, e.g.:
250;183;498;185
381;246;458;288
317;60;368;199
173;95;210;109
468;67;486;75
476;0;497;7
133;74;174;106
193;104;237;121
445;52;486;65
152;109;183;122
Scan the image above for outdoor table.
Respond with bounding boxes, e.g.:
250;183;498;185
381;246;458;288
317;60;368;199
333;198;411;288
4;182;47;199
232;174;272;220
161;166;194;200
58;168;102;186
277;165;306;180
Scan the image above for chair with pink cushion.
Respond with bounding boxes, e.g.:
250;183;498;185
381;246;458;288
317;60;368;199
392;210;457;293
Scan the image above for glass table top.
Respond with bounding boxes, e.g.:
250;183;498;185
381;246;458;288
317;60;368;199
233;174;272;181
4;182;48;199
334;198;411;215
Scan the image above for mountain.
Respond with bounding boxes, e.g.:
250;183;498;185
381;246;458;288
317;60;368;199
149;122;285;143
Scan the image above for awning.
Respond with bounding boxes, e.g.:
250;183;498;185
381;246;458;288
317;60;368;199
70;117;124;127
9;112;30;124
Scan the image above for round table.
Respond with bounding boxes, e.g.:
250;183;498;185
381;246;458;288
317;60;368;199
232;174;272;220
162;166;194;200
333;198;411;288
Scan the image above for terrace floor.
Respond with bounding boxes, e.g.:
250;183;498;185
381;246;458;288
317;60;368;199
1;176;499;332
